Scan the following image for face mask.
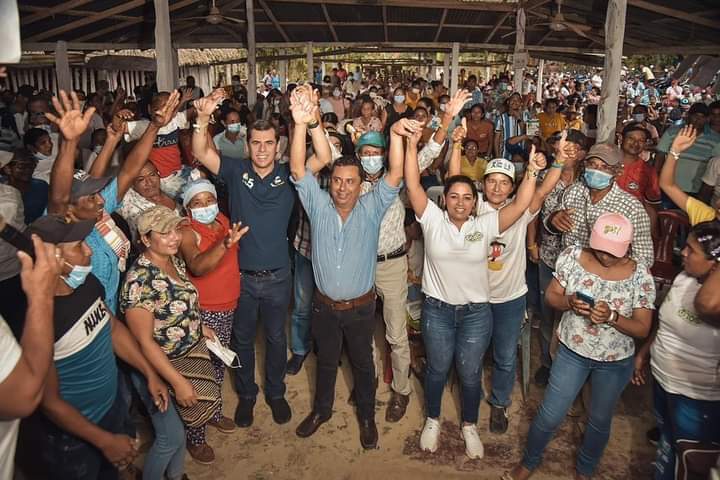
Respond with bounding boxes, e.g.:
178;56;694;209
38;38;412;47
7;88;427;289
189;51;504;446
439;103;447;112
190;203;219;224
35;151;51;162
583;168;613;190
360;155;384;174
63;262;92;289
206;335;241;368
226;122;243;133
333;89;342;98
394;95;405;103
37;124;52;133
273;99;280;105
93;145;103;154
632;113;645;122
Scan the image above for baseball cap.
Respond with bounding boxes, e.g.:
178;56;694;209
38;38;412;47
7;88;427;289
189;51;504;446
586;143;622;166
484;158;515;181
71;170;112;202
355;131;387;153
0;150;13;169
182;179;217;208
589;213;633;258
137;205;187;236
27;215;95;244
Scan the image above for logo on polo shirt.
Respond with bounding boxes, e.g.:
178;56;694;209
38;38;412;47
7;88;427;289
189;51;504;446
270;175;285;188
242;172;254;189
628;181;639;191
465;231;484;242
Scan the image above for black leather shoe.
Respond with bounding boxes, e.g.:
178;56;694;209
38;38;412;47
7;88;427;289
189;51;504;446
286;354;307;376
358;418;378;449
385;392;410;423
267;397;292;424
234;397;256;428
296;411;331;438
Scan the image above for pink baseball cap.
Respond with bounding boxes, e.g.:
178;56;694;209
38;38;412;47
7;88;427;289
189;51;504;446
589;213;633;258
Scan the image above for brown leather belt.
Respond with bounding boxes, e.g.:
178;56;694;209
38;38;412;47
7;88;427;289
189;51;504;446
314;289;376;311
376;246;407;263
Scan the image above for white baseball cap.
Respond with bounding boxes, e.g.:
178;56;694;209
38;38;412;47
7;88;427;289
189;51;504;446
484;158;516;181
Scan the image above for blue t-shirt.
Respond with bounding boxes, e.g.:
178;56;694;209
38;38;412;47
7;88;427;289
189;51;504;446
218;157;295;271
87;178;122;314
53;274;117;423
22;179;49;224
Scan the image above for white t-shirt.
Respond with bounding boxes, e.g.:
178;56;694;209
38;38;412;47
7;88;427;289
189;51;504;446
701;155;720;207
125;111;188;142
477;199;537;303
0;314;21;479
32;132;60;183
418;200;499;305
651;272;720;401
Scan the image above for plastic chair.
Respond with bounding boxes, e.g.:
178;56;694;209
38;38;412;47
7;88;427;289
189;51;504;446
425;186;445;208
651;209;689;292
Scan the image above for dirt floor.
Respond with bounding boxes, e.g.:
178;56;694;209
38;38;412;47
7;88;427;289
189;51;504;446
134;319;657;480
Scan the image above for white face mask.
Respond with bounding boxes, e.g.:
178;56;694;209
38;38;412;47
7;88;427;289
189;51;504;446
206;335;241;368
333;89;342;98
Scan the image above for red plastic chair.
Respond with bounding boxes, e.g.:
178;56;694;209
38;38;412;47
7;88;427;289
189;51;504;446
651;209;690;289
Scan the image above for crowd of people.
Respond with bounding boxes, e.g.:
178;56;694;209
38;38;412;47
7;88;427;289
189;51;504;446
0;60;719;480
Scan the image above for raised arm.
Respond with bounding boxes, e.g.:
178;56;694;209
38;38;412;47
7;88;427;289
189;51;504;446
402;120;429;217
446;118;467;177
179;222;248;276
46;91;96;215
191;89;226;175
289;85;329;179
529;130;576;214
88;109;132;178
431;89;472;147
659;125;697;214
116;91;180;200
498;145;546;233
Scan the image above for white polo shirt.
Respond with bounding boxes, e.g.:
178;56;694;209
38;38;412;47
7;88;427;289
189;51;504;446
477;198;537;304
0;315;21;479
418;200;498;305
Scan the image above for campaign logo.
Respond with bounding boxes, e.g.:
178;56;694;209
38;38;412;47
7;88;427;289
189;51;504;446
242;172;254;189
270;175;285;188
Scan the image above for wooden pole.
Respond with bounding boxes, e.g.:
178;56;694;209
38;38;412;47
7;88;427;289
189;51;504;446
246;0;257;108
153;0;174;91
597;0;627;144
513;5;526;94
537;58;544;102
442;53;450;88
55;40;72;93
306;41;314;82
450;42;459;95
279;49;288;90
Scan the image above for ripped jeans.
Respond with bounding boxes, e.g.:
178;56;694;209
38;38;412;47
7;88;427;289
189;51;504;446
421;296;492;423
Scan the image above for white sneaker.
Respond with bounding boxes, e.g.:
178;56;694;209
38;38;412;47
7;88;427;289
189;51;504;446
419;417;440;453
461;424;484;459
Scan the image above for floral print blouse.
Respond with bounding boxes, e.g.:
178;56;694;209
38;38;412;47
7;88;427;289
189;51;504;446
554;246;656;362
120;254;202;359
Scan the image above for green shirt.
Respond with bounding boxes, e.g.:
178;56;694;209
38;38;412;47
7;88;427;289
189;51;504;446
657;124;720;193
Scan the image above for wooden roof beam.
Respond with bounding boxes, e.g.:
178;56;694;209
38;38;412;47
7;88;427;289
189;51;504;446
20;5;139;23
382;5;388;42
434;8;447;42
257;0;290;42
321;3;339;42
20;0;95;26
627;0;720;30
267;0;516;11
484;12;510;42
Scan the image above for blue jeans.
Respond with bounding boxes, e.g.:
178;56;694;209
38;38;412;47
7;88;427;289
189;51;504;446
538;261;556;369
290;250;314;356
525;257;541;314
231;264;292;400
130;372;185;480
421;296;492;423
653;381;720;480
489;295;527;408
522;343;633;476
38;391;128;480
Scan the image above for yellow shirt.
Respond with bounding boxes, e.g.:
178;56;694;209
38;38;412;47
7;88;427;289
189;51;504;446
460;156;488;182
687;197;717;226
538;112;567;140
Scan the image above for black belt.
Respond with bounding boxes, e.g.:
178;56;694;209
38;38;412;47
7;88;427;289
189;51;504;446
241;268;280;277
377;246;407;263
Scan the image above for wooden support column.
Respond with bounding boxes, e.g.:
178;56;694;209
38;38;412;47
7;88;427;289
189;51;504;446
153;0;174;91
306;41;314;82
55;41;72;93
442;53;450;88
81;68;88;94
537;59;544;102
279;50;288;90
225;64;232;86
512;5;526;94
597;0;627;144
246;0;257;108
450;42;459;95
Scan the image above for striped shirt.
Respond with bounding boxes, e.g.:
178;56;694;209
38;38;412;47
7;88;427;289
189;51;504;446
494;111;529;160
657;124;720;193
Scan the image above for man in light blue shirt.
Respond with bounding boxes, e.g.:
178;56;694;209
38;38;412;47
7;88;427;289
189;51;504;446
288;84;410;450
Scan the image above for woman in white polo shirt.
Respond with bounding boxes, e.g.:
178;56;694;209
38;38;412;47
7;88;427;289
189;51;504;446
447;126;573;434
404;126;545;459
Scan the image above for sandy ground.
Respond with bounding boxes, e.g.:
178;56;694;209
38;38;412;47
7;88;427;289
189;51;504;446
133;318;657;480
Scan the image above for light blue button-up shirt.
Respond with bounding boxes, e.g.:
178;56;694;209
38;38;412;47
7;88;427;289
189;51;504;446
292;169;400;301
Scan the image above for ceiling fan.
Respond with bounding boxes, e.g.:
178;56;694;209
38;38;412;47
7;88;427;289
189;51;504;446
502;0;592;39
175;0;246;25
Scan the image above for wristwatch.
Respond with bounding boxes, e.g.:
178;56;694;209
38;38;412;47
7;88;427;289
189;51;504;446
608;310;619;326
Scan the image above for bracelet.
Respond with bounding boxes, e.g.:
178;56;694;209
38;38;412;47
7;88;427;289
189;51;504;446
607;310;619;326
669;150;680;158
453;143;462;150
551;161;565;169
307;120;319;129
526;168;539;178
527;244;538;251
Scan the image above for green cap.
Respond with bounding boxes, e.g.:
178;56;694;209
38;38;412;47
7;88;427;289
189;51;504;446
355;131;387;153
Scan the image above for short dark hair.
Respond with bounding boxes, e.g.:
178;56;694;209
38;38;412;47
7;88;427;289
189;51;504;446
444;175;478;200
23;128;49;148
468;74;477;82
321;112;339;125
622;122;649;139
688;102;710;117
330;154;363;179
248;119;279;141
545;98;559;106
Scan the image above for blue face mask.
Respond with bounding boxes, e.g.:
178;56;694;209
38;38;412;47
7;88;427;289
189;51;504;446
191;204;219;224
394;95;405;104
63;262;92;289
583;168;614;190
226;123;243;133
360;155;384;175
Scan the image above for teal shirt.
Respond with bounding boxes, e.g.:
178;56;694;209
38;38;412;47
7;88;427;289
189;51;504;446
657;124;720;193
214;131;247;161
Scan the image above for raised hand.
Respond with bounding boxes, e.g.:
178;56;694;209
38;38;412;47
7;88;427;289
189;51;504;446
290;85;318;125
452;117;468;144
528;145;547;171
670;125;697;154
444;89;473;118
108;109;133;140
391;118;423;137
224;222;249;248
45;90;96;141
180;87;194;104
151;90;181;128
193;88;225;119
